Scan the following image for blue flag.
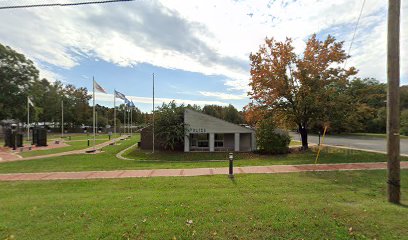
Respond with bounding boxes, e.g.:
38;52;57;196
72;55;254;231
114;90;126;100
124;97;131;106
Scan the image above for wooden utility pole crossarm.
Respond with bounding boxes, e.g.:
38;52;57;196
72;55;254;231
387;0;401;204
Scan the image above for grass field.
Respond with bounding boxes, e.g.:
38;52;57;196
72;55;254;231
289;140;302;146
46;133;122;141
0;170;407;239
19;139;108;157
0;134;406;174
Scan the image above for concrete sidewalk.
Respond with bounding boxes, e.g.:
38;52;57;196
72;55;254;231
0;161;407;181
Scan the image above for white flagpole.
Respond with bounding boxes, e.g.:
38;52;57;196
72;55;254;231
129;107;131;135
61;100;64;139
114;89;116;139
152;73;155;154
93;76;96;151
123;104;126;135
27;96;30;142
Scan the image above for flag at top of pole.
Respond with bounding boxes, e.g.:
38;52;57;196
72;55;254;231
28;97;34;107
94;80;107;93
92;77;107;151
115;90;126;100
27;96;34;142
113;90;126;141
124;97;131;106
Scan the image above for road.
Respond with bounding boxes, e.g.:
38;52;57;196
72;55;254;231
290;132;408;155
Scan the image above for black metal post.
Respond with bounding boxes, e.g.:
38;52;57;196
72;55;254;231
318;131;321;146
10;124;17;150
229;152;234;178
13;132;16;150
87;139;90;146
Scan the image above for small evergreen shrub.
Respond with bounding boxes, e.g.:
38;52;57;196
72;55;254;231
256;118;290;154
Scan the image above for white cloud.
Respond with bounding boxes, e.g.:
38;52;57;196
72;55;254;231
94;92;228;110
199;91;247;100
0;0;406;97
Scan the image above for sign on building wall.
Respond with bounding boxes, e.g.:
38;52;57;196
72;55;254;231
189;128;207;133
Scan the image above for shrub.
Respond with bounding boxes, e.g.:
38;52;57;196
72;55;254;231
154;101;187;150
256;117;290;154
400;109;408;136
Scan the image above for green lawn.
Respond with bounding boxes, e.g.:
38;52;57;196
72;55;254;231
19;139;108;158
48;133;123;141
19;133;111;142
0;134;405;174
289;140;302;146
0;170;407;239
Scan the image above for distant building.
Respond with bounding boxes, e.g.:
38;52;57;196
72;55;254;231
140;109;256;152
184;109;256;152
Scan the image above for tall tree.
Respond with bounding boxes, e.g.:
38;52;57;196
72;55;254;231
346;78;386;133
247;34;357;149
62;84;91;127
0;43;40;121
202;104;243;124
154;101;186;150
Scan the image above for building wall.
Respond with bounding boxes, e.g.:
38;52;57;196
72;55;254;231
223;133;235;149
184;110;256;152
240;133;251;152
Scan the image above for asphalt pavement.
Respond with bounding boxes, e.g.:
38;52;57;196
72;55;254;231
290;132;408;155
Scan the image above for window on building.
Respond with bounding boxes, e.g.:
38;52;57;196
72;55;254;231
215;134;224;147
190;134;209;148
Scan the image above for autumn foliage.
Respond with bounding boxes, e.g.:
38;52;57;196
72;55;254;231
247;34;357;149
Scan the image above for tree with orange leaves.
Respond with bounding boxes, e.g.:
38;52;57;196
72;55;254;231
247;34;357;150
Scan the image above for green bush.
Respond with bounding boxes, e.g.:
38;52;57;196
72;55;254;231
400;109;408;136
155;101;186;150
256;117;290;154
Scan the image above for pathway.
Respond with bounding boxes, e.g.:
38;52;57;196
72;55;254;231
1;161;407;181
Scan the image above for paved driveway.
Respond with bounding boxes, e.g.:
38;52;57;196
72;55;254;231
290;132;408;155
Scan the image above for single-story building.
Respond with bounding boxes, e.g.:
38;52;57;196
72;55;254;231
184;109;256;152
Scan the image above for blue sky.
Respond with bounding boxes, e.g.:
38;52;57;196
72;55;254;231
0;0;407;112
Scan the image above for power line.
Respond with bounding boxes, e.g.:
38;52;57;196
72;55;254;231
0;0;134;10
344;0;366;68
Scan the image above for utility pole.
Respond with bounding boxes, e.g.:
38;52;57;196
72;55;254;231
387;0;400;204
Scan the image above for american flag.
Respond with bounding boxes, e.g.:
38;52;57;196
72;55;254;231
94;80;107;93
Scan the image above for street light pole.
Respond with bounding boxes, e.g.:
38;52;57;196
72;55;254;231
387;0;401;204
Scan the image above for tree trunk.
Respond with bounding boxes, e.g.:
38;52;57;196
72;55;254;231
298;124;308;150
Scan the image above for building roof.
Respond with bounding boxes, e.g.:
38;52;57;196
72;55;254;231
184;109;255;134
